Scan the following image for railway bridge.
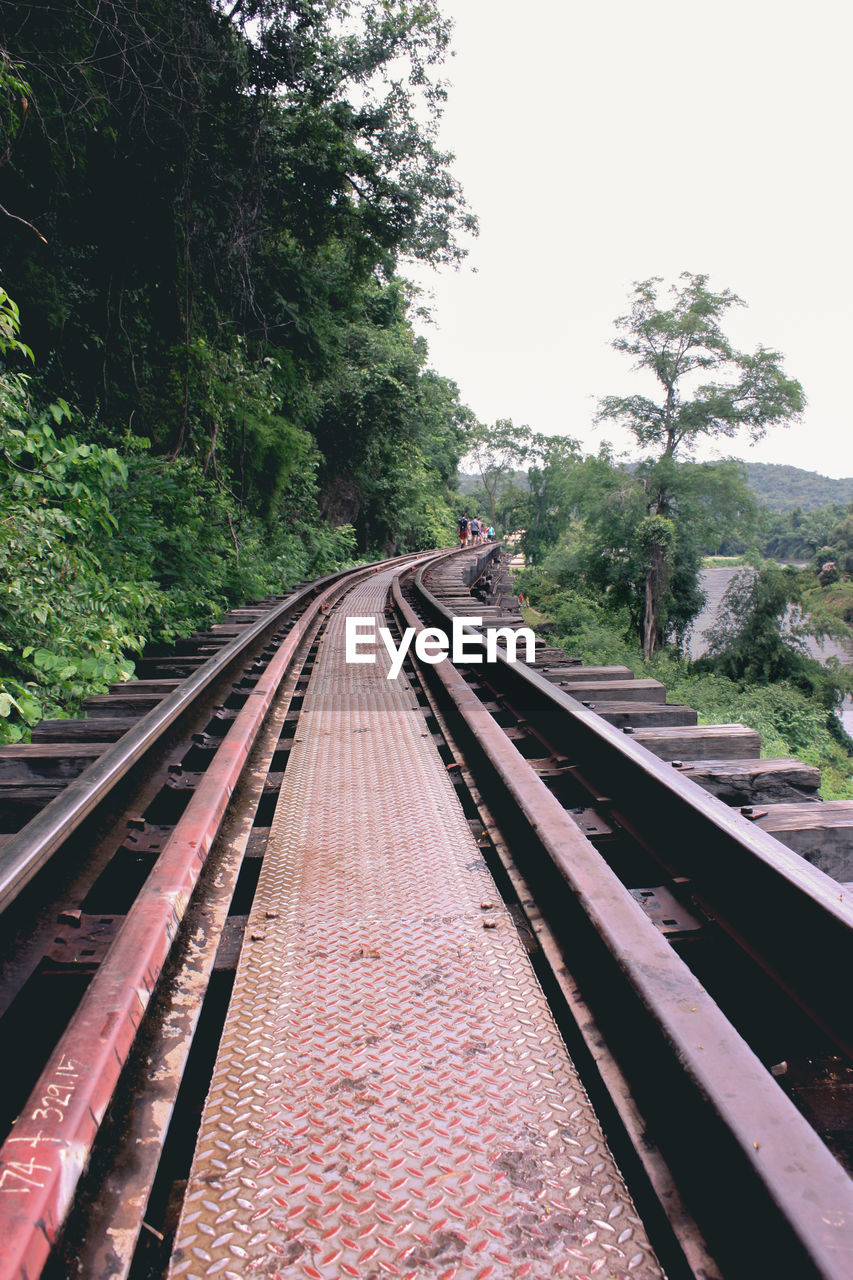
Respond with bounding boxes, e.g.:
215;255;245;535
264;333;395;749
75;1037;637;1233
1;545;853;1280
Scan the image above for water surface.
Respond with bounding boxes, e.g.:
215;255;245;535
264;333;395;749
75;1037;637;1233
690;567;853;736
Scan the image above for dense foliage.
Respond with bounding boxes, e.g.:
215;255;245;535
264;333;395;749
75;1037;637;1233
464;419;760;652
459;274;852;798
1;0;475;536
0;1;478;736
462;421;582;563
461;279;809;665
758;503;846;563
0;290;358;738
743;462;853;513
514;564;853;801
595;273;803;656
825;504;853;579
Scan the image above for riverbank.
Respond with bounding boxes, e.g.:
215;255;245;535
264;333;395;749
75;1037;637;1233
515;565;853;800
690;566;853;737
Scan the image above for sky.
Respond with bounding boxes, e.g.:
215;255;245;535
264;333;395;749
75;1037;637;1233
408;0;853;478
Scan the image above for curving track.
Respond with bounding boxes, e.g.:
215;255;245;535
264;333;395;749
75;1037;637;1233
0;545;852;1280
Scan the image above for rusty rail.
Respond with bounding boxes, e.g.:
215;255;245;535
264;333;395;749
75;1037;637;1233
6;542;851;1278
0;551;443;1280
394;560;853;1280
0;586;316;916
412;555;853;1058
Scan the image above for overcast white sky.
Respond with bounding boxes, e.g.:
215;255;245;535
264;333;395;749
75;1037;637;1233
409;0;853;478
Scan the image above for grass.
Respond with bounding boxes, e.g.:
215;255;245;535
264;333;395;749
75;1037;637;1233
516;582;853;802
803;578;853;628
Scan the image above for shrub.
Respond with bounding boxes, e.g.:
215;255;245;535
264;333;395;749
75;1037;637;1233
515;568;853;802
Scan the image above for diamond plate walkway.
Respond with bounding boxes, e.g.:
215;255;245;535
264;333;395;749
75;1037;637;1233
168;569;664;1280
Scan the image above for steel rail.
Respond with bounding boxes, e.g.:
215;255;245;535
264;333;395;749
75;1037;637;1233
0;551;442;1280
0;587;312;916
414;553;853;1058
0;556;403;917
395;562;853;1279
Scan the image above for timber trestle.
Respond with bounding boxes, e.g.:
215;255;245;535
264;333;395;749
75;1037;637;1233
5;545;853;1280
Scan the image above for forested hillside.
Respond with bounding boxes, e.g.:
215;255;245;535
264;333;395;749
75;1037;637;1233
742;463;853;512
461;461;853;514
0;0;476;737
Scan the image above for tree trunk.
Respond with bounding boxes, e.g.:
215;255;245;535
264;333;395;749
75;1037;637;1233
642;542;670;661
643;569;657;661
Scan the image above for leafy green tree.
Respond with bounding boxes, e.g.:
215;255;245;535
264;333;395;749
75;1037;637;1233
462;421;582;556
642;458;758;643
698;564;852;742
597;273;805;460
549;448;650;638
702;565;809;684
0;0;483;731
758;503;847;563
825;503;853;576
464;419;532;529
521;434;582;562
597;273;803;656
0;329;143;738
637;514;676;660
543;449;758;652
311;278;467;551
0;284;361;738
0;0;475;537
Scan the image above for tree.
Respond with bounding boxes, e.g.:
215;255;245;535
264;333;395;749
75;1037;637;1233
759;503;847;563
597;273;804;656
464;419;532;528
518;433;581;563
826;503;853;577
0;0;476;527
700;564;853;726
597;273;805;461
310;277;468;551
461;421;583;556
0;1;483;730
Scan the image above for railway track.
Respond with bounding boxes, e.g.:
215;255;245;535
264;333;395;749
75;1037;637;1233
405;548;853;1278
1;545;852;1280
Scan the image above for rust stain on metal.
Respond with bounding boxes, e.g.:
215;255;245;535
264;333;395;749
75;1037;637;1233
0;573;361;1280
168;569;662;1280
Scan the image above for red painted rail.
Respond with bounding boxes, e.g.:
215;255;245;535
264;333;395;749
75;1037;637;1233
0;575;346;1279
0;550;447;1280
398;564;853;1279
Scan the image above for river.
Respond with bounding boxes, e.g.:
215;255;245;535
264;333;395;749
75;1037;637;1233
689;567;853;737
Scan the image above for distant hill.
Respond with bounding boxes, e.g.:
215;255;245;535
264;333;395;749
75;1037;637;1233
741;463;853;513
457;461;853;514
457;470;528;496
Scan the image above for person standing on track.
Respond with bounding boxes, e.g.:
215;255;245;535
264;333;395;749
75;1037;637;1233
457;514;470;548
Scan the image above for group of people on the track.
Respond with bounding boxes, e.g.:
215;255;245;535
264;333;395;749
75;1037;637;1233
457;514;495;548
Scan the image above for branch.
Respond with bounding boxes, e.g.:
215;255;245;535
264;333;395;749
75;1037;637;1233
0;200;47;244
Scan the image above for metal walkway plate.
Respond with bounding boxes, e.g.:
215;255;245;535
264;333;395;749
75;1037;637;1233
169;572;663;1279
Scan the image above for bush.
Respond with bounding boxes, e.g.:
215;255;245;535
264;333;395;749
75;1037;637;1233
0;402;356;740
657;663;853;800
515;567;853;802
